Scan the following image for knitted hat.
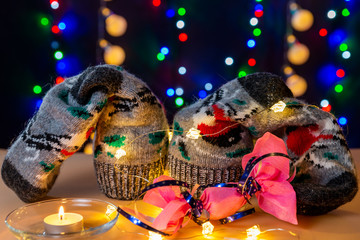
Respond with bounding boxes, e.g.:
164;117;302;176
2;64;169;202
93;69;169;200
169;72;357;215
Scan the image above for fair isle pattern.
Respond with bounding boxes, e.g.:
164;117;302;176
2;65;169;202
169;72;357;216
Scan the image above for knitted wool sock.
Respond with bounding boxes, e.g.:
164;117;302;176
2;64;169;202
93;69;169;200
172;72;357;215
1;65;119;202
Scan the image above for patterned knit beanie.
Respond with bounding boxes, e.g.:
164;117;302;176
169;72;357;215
2;64;169;202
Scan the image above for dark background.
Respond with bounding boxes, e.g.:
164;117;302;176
1;0;359;148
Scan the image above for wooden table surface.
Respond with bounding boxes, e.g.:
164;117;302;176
1;149;359;240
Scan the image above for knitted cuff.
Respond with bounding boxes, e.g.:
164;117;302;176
93;67;169;200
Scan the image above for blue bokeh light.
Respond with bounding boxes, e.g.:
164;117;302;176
328;29;347;48
317;64;337;86
160;47;169;55
247;39;256;48
338;117;347;125
198;90;207;99
166;9;175;18
166;88;175;97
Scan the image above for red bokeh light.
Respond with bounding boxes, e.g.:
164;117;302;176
248;58;256;66
55;76;64;85
322;104;332;112
254;10;263;18
179;33;188;42
336;69;345;78
51;25;60;34
319;28;328;37
152;0;161;7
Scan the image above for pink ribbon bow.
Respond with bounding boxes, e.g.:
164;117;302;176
143;132;298;234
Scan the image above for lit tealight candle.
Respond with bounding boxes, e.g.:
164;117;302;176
44;206;83;234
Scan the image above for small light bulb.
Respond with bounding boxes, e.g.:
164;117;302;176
186;128;201;139
168;131;173;142
246;225;261;240
105;205;117;217
115;148;126;159
149;231;163;240
270;101;286;112
202;221;214;235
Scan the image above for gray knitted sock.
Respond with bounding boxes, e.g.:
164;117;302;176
2;64;169;202
170;72;357;215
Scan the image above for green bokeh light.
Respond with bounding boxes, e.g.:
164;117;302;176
54;51;63;60
33;85;42;94
342;8;350;17
238;70;247;78
175;97;184;106
178;8;186;16
253;28;261;37
40;17;49;26
334;84;343;93
157;53;165;61
339;43;348;52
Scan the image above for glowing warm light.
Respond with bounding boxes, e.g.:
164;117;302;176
168;131;173;142
102;7;111;17
104;45;126;65
176;20;185;29
270;101;286;112
115;148;126;159
202;221;214;235
286;74;307;97
250;17;258;26
83;143;93;155
327;10;336;19
319;28;328;37
246;225;261;240
291;9;314;32
59;206;65;221
186;128;201;139
287;34;296;44
105;205;117;217
287;43;310;65
99;39;108;48
248;58;256;67
106;14;127;37
225;57;234;65
179;33;188;42
283;66;293;75
149;231;163;240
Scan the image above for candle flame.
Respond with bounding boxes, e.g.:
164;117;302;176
202;221;214;235
59;206;65;221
